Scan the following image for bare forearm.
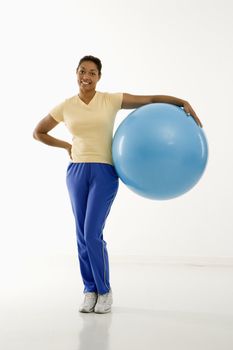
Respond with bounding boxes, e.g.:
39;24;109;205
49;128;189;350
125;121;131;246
151;95;186;107
33;132;71;150
122;93;186;109
122;93;202;127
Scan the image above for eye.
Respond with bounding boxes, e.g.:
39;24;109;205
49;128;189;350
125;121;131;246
91;72;96;76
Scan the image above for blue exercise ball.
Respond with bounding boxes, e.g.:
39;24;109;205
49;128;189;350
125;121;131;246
112;103;208;200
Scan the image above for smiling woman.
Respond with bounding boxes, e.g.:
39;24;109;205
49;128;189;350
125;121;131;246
76;56;102;104
33;54;202;314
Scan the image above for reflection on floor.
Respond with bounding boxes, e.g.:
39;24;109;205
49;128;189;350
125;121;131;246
1;255;233;350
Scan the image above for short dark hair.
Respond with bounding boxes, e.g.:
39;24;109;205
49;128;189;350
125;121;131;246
76;55;102;75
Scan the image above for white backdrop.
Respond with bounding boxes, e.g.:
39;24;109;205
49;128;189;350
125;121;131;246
0;0;233;265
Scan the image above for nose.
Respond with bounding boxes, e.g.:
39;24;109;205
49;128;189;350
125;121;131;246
83;72;91;80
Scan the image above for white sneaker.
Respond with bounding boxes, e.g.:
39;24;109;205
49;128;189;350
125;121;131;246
79;292;98;313
94;290;113;314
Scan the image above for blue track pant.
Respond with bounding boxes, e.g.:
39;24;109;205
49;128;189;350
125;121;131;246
66;162;119;295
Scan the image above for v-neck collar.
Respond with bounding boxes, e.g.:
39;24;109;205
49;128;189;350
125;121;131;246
77;91;98;106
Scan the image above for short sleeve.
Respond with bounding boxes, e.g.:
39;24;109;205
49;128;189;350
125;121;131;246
107;92;123;111
49;100;65;123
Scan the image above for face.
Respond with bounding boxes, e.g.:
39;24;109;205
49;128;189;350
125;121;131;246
76;61;100;92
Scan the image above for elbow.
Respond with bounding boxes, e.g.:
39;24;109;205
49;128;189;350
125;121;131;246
33;130;39;140
33;129;42;141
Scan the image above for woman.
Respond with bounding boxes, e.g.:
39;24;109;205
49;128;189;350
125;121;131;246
33;55;202;314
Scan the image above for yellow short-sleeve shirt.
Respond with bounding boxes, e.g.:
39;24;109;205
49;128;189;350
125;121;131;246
49;91;123;165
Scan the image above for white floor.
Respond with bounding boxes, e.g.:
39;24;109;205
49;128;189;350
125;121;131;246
1;255;233;350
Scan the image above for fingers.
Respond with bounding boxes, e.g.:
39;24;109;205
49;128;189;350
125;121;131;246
183;105;203;128
195;116;203;128
189;111;203;128
188;113;203;128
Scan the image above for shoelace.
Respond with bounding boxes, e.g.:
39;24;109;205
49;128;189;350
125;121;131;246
84;293;97;301
97;294;108;303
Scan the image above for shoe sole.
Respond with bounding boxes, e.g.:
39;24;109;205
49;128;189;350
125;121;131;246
79;307;95;313
94;308;111;314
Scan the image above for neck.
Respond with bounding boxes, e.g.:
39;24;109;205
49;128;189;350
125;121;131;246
78;89;96;102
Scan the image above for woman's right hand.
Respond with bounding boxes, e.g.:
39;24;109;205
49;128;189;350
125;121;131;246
65;144;72;160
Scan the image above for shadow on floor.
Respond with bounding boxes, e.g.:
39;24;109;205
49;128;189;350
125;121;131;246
77;307;233;350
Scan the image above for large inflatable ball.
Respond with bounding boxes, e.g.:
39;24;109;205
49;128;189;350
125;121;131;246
112;103;208;200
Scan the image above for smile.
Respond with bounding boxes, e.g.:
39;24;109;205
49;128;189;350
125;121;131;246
81;81;91;85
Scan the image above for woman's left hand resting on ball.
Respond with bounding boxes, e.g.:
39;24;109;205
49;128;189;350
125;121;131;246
121;93;203;128
182;101;203;127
